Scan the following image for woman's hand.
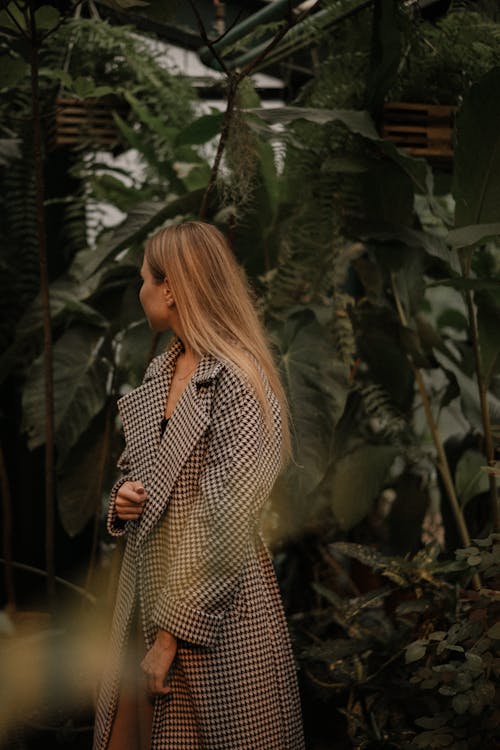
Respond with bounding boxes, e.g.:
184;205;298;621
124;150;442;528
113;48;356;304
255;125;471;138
115;480;148;521
140;630;177;696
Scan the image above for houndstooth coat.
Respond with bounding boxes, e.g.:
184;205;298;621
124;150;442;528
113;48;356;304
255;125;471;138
93;335;305;750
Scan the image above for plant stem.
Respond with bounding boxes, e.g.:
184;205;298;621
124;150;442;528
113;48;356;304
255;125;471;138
0;442;16;609
199;79;238;219
0;558;96;604
28;0;56;609
390;275;480;588
192;0;314;220
462;281;499;533
84;399;114;596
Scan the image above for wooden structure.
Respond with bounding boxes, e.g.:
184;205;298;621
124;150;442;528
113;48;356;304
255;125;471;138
49;96;128;150
380;102;457;166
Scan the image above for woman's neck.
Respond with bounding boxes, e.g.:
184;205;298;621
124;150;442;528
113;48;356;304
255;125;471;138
175;332;200;365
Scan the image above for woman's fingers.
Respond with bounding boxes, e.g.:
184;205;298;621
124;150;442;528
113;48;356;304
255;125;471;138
118;482;147;504
117;509;142;520
140;636;176;696
116;503;145;520
147;671;172;696
116;481;148;520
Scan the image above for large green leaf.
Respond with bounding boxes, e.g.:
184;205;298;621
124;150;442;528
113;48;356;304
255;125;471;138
272;308;350;498
173;162;211;192
15;281;108;339
0;283;109;386
327;443;399;531
446;223;500;248
123;91;178;144
354;307;414;412
68;76;114;100
434;348;500;431
455;449;490;509
34;5;60;30
0;56;28;88
427;278;500;291
176;112;224;147
476;289;500;385
57;417;108;538
358;224;455;270
22;327;111;465
256;137;279;227
90;173;155;212
453;67;500;227
97;0;177;21
112;112;165;173
365;0;405;112
0;137;21;165
361;161;414;227
247;106;380;138
69;190;204;282
114;96;209;192
116;320;171;387
232;141;281;275
247;106;430;193
0;3;27;34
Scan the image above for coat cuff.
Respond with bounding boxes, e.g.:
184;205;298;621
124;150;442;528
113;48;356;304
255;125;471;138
151;594;224;647
106;475;135;537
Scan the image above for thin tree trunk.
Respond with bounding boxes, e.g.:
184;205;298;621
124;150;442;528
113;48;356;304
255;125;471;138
28;1;56;609
84;398;114;595
199;80;238;220
193;0;313;221
391;275;481;589
463;287;500;533
0;442;16;609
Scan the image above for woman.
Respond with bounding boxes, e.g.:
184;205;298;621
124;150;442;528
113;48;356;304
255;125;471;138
93;221;305;750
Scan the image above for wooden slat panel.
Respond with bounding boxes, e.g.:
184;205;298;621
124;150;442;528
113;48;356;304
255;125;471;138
380;101;456;165
49;96;127;149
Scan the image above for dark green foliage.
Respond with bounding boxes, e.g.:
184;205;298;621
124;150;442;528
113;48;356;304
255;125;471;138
296;536;500;748
366;0;408;114
0;123;39;354
1;5;500;747
388;5;500;104
452;66;500;227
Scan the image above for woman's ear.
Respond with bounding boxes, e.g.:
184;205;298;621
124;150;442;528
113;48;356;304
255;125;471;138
163;277;175;306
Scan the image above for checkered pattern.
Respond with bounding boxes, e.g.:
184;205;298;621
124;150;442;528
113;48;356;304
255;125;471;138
93;335;305;749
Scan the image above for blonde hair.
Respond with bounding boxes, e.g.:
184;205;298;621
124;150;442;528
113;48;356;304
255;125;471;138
144;221;292;469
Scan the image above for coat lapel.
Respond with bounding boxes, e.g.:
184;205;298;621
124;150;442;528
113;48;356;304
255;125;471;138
116;337;182;478
117;335;225;547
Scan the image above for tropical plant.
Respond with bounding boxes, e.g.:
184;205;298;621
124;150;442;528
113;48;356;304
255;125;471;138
297;534;500;748
0;1;201;606
0;0;324;607
2;2;500;745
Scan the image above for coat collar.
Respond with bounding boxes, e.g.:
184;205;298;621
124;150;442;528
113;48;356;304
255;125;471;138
143;335;225;388
117;334;225;546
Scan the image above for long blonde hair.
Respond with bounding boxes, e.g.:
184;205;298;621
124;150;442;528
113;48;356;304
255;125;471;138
144;220;292;469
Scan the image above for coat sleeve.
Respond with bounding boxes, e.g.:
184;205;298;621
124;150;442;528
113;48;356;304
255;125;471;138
150;383;281;647
106;448;135;537
106;356;161;537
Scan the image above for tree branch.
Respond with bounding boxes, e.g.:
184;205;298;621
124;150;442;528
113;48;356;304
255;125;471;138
188;0;231;77
459;257;499;533
191;0;318;220
237;2;315;81
40;0;87;44
5;1;29;38
390;274;481;589
28;0;57;609
211;6;246;47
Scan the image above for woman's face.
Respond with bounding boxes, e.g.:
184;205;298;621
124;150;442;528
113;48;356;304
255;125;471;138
139;256;173;331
